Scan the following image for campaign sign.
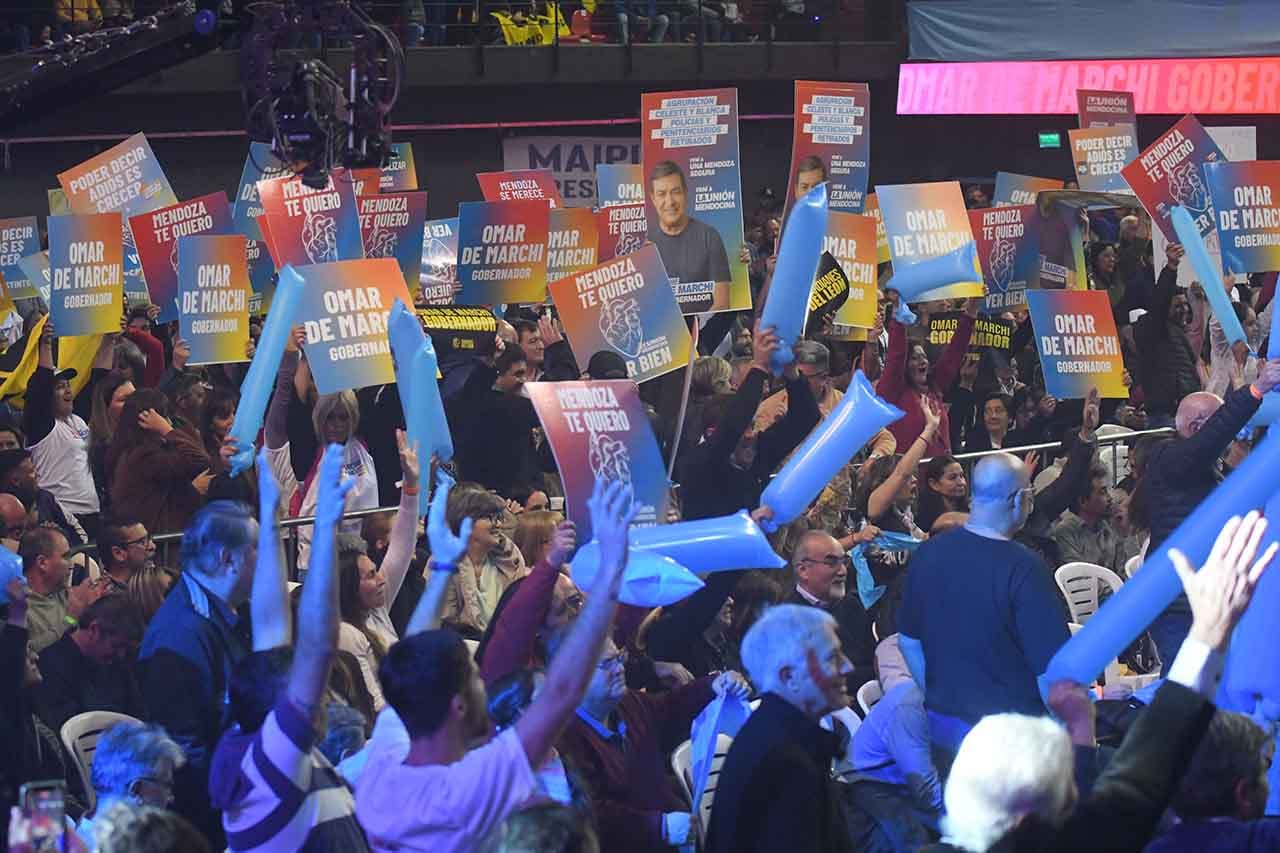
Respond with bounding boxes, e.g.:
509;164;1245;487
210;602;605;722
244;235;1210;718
0;218;41;300
548;243;691;384
1205;161;1280;274
130;192;233;323
256;215;281;268
456;200;551;305
257;173;365;267
177;235;250;366
527;379;668;544
418;306;499;356
231;143;290;242
1027;290;1127;399
477;170;564;208
928;312;1012;350
380;143;419;192
1077;89;1136;129
358;191;429;292
245;239;274;314
338;168;382;199
863;193;891;264
595;203;648;263
596;164;644;208
641;88;749;315
822;212;879;329
1068;127;1139;193
787;81;870;216
48;190;69;216
420;217;460;306
48;213;123;336
969;204;1041;313
18;252;51;303
502;136;641;207
876;180;984;302
807;253;850;336
295;259;415;394
548;208;600;282
1121;114;1226;243
992;173;1064;207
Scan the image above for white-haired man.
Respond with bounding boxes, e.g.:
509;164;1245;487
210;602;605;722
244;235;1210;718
923;511;1275;853
76;721;186;851
705;603;855;853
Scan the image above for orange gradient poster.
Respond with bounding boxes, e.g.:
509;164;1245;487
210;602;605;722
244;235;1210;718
49;213;124;336
178;234;250;366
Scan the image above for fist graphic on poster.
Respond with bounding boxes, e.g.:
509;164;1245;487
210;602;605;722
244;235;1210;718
989;238;1017;289
599;296;644;359
588;429;632;487
302;213;339;263
1169;161;1209;213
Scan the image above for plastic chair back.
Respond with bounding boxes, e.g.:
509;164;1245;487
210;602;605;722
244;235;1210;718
855;679;883;716
60;711;142;812
1054;561;1124;624
671;733;733;829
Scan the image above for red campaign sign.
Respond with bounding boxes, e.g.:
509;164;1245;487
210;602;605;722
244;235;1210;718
476;170;564;208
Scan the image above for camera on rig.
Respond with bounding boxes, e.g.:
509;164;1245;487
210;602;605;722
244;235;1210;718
240;0;404;188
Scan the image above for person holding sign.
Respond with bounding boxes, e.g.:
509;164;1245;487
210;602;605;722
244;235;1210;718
1134;244;1202;428
648;162;732;313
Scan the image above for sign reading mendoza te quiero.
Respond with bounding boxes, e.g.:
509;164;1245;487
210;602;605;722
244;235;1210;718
130;191;233;323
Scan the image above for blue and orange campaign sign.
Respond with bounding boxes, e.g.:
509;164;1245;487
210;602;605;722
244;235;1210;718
787;80;870;215
1204;161;1280;274
420;217;460;306
49;213;124;336
18;252;51;303
595;164;644;208
641;88;749;315
231;143;290;241
1027;290;1126;399
822;212;879;329
294;259;415;394
380;143;419;192
358;191;429;292
527;379;668;545
1068;127;1139;193
456;200;551;305
863;193;891;264
477;170;564;208
1121;114;1226;242
0;217;41;300
548;242;691;385
548;207;600;283
130;192;233;323
992;173;1064;207
178;234;251;366
876;180;984;302
594;203;648;263
257;172;365;267
969;204;1042;313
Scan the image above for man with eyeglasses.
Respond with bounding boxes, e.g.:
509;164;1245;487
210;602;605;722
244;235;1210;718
75;721;184;852
897;453;1071;769
98;515;156;591
785;529;877;691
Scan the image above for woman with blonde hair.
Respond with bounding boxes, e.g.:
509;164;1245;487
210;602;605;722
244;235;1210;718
126;564;176;627
512;509;563;568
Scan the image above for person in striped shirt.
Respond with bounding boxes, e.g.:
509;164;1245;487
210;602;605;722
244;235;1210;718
208;442;368;852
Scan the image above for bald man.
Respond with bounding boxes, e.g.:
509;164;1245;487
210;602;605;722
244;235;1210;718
785;529;877;691
0;492;28;551
897;453;1070;763
1142;360;1280;672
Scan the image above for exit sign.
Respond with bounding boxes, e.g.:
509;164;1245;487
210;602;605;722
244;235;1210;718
1038;131;1062;148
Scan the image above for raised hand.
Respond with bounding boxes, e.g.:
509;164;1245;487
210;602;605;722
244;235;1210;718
257;447;281;519
137;409;173;436
396;428;420;491
1253;359;1280;394
920;395;941;434
172;336;191;370
538;312;564;348
587;477;637;592
314;443;356;528
1080;387;1101;438
713;670;752;700
191;469;214;496
1170;511;1277;652
750;322;781;374
547;519;577;567
428;468;471;569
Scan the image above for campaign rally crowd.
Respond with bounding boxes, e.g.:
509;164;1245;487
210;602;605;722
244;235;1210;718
4;156;1280;853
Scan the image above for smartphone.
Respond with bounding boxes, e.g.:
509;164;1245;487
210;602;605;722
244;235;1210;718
18;780;65;852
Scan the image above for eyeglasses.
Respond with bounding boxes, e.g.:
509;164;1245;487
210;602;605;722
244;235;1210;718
131;776;174;805
123;534;152;548
801;554;847;568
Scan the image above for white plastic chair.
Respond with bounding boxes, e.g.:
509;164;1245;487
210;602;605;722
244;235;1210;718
856;680;883;716
671;733;733;829
61;711;142;812
1123;553;1142;578
1054;562;1124;624
463;638;480;660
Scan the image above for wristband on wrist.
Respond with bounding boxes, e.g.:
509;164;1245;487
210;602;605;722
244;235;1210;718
403;485;420;497
64;615;78;628
1250;383;1265;400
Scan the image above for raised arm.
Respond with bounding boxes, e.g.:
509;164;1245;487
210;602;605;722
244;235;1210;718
931;299;979;394
877;313;909;399
1032;389;1100;529
265;332;302;450
23;318;56;444
123;322;165;388
868;397;938;519
251;450;290;651
288;443;356;712
380;430;422;609
515;478;635;769
404;469;475;637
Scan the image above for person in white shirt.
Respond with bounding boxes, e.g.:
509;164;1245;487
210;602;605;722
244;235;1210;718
356;477;638;853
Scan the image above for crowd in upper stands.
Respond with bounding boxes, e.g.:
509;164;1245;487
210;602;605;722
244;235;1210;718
4;179;1280;853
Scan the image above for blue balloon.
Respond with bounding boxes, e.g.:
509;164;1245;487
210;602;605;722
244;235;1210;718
1172;205;1248;347
1221;488;1280;712
0;548;22;604
759;183;829;375
884;241;980;326
1046;429;1280;686
414;335;453;464
630;510;785;572
1245;392;1280;430
758;370;905;532
194;8;217;34
227;265;305;476
570;544;704;607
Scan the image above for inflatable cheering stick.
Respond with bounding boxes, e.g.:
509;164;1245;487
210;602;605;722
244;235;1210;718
884;241;980;326
758;370;905;532
759;183;829;374
1172;205;1249;347
570;546;704;608
227;265;305;476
